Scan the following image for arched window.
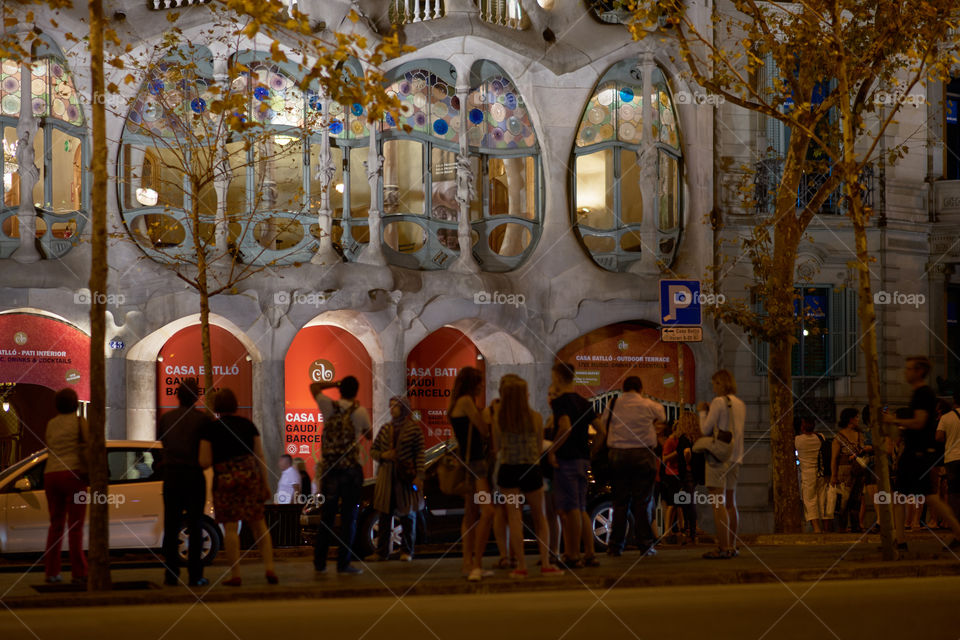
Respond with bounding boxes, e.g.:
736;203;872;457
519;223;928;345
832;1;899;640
119;50;356;265
0;36;87;258
572;61;682;272
361;59;541;271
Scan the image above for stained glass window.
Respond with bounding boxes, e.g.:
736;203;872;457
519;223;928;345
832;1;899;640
248;64;303;128
467;75;535;150
383;69;459;145
0;59;21;117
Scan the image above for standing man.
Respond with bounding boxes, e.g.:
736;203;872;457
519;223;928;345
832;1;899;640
884;357;960;551
157;378;210;587
547;362;601;568
599;376;665;557
276;454;301;504
310;376;372;574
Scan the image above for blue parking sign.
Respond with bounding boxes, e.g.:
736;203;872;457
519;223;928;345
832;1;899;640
660;280;701;326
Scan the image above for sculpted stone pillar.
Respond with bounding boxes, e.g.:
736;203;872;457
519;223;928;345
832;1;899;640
311;96;339;265
629;52;659;276
357;120;386;266
12;61;41;264
450;69;479;274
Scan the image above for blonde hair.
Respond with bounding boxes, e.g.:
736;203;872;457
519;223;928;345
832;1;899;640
712;369;737;396
676;411;702;443
497;374;534;435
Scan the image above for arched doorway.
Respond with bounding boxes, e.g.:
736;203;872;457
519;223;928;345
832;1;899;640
284;324;374;481
156;325;253;419
406;327;486;450
0;312;90;466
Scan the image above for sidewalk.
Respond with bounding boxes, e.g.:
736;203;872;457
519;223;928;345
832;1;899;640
1;534;958;609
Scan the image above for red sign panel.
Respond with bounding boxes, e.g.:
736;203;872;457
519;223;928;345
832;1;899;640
406;327;485;450
283;325;374;480
157;325;253;419
0;313;90;399
557;323;696;404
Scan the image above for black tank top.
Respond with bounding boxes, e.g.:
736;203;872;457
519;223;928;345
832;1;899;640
450;415;486;462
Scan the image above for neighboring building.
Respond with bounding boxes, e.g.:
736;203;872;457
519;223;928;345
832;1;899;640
0;0;955;532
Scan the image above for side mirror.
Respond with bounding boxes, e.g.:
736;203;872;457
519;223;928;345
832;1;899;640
13;477;32;492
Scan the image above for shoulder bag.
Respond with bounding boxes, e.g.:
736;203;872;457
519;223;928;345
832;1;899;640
438;416;475;496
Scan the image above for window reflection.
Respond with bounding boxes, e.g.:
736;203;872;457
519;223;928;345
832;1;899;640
575;148;614;229
383;139;424;215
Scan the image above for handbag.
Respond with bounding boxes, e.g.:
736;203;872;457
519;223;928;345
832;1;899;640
715;396;734;444
438;416;475;496
693;396;734;463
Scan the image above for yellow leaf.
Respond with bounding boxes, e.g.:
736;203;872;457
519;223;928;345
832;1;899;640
347;10;359;23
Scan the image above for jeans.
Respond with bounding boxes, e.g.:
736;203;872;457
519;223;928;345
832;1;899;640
609;448;658;553
314;465;363;571
44;470;88;579
162;467;206;583
377;511;416;557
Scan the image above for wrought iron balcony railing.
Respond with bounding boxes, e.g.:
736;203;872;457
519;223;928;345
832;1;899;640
753;158;874;216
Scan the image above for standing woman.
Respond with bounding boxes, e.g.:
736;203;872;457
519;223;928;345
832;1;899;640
199;389;277;586
494;374;563;578
449;366;494;581
367;396;425;561
831;408;869;533
42;389;89;585
675;411;702;544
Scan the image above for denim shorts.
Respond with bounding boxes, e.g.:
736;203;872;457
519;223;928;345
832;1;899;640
553;458;589;512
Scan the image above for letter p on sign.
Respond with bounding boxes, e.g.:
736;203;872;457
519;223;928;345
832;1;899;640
660;280;702;326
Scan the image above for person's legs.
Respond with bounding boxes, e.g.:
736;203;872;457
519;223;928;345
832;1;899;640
161;476;185;584
222;521;241;580
493;505;510;565
503;488;525;571
376;511;393;557
398;512;416;556
185;471;206;583
64;474;88;580
923;494;960;538
725;464;740;545
607;450;630;555
337;467;362;570
894;503;906;543
314;471;341;570
472;477;496;570
631;450;658;552
43;472;68;579
525;488;552;568
545;488;560;558
249;518;275;573
461;497;478;573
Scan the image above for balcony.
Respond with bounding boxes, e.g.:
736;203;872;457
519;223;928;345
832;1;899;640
753;159;874;217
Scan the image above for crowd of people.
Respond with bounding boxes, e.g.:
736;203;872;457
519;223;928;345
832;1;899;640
795;356;960;551
38;354;960;588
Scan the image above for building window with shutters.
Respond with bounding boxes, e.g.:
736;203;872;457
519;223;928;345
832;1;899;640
753;285;857;378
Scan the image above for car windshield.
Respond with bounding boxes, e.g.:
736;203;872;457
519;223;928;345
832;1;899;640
0;449;48;484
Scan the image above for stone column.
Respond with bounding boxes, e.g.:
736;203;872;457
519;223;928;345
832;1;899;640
450;70;479;273
311;96;339;264
12;59;41;264
357;120;387;266
631;52;659;276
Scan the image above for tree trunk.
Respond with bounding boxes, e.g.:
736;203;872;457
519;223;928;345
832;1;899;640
190;179;215;402
767;309;803;533
86;0;112;591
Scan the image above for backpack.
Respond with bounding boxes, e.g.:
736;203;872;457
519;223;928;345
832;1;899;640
816;433;831;478
321;400;360;471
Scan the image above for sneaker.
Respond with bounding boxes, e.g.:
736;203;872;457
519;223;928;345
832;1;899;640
399;553;412;562
364;553;385;562
338;565;363;575
540;566;564;577
188;578;210;587
44;575;62;584
642;547;658;557
467;567;484;582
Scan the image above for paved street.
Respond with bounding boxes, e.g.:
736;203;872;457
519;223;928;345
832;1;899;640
1;576;957;640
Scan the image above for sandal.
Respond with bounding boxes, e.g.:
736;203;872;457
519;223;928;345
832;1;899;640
508;569;528;579
265;571;279;585
582;555;601;568
493;557;512;570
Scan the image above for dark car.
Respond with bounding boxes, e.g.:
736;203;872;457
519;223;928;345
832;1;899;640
301;439;635;555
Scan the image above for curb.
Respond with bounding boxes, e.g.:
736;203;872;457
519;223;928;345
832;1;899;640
3;560;959;609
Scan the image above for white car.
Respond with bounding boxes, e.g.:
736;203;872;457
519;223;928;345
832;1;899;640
0;440;221;563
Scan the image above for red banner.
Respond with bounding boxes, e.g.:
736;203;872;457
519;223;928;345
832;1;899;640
283;325;373;480
557;323;696;404
156;325;253;419
406;327;485;450
0;313;90;399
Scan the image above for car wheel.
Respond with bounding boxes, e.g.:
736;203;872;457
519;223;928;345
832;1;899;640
590;501;615;551
178;519;221;565
360;511;402;557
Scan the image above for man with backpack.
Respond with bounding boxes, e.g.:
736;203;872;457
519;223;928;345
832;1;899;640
795;417;831;533
310;376;372;574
